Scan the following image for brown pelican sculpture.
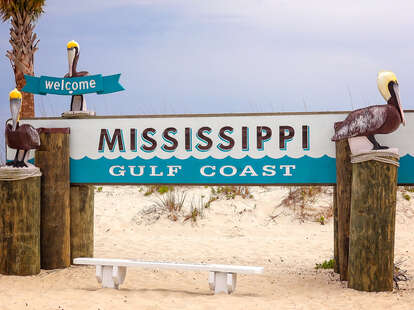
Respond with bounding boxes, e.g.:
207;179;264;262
64;40;89;111
5;89;40;168
332;71;405;151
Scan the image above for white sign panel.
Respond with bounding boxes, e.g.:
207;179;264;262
9;112;414;184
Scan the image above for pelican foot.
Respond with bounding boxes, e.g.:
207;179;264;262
14;161;28;168
367;135;388;150
6;160;16;166
373;145;389;150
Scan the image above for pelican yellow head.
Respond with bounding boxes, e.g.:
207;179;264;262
377;71;398;101
67;40;79;50
9;88;22;100
9;88;22;131
377;70;405;126
67;40;80;77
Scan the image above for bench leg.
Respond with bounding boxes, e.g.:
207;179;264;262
96;265;103;283
208;272;237;294
112;266;127;288
95;265;127;289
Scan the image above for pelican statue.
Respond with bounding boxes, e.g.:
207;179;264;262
65;40;89;111
332;71;405;150
5;89;40;168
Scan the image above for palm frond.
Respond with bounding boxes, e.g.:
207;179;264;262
0;0;45;22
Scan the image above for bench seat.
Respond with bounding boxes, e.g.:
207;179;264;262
74;257;264;294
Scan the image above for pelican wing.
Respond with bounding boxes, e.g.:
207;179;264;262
332;105;387;141
22;124;41;148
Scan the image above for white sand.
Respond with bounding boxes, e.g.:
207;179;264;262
1;185;413;310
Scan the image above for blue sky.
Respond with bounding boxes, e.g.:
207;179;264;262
1;0;413;157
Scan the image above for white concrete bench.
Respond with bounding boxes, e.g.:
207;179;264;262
74;257;264;294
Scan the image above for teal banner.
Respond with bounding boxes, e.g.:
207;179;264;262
22;74;124;95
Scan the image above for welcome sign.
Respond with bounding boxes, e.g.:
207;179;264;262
22;74;124;96
9;112;414;185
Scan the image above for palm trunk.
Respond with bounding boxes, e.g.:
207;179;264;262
6;10;39;118
15;60;35;118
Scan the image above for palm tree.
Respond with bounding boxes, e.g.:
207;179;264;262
0;0;45;118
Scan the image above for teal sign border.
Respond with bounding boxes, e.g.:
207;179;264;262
22;74;124;96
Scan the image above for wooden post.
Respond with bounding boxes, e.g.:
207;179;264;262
0;176;41;275
348;157;398;292
35;128;71;269
335;140;352;281
333;185;339;274
70;184;94;263
61;114;95;263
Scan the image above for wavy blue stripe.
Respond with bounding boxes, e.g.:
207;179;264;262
70;155;337;184
14;155;414;184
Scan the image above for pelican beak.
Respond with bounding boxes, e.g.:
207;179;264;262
10;98;21;131
67;47;76;77
393;83;406;126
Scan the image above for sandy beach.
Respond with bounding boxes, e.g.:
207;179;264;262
0;185;413;310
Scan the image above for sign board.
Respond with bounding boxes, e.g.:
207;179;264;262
22;74;124;96
8;111;414;185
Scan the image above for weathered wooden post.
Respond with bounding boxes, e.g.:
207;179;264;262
70;184;94;263
333;185;339;274
35;128;71;269
335;139;352;280
0;88;42;275
61;114;95;263
0;173;41;275
348;152;398;291
332;71;405;288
